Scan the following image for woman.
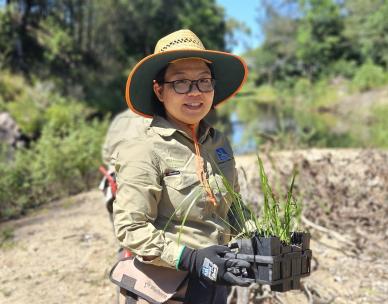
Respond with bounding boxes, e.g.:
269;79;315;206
112;29;251;303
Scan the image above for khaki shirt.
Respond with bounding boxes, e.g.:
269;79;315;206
102;109;151;167
112;115;240;269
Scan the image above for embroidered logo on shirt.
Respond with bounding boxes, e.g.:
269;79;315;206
215;147;230;162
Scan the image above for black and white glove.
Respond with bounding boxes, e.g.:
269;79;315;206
177;245;250;286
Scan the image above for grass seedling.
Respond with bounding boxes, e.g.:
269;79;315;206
217;154;301;244
164;154;301;245
255;154;300;244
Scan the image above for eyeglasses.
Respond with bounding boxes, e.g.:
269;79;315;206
162;78;216;94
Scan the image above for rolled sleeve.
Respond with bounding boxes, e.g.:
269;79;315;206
112;140;183;268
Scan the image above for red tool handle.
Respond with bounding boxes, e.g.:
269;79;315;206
99;166;117;195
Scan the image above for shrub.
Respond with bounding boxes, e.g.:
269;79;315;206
352;62;387;92
29;118;108;201
0;146;33;219
0;71;26;103
0;100;109;220
366;105;388;148
293;78;311;97
330;60;357;79
44;99;91;135
6;96;44;138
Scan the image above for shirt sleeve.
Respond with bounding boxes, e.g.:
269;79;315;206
112;140;183;268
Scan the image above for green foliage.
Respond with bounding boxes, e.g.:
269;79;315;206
0;146;33;218
44;100;91;135
29;118;108;200
0;94;108;220
365;105;388;148
0;119;108;220
7;97;44;138
214;155;301;244
296;0;348;78
0;0;231;113
2;76;66;138
0;226;15;248
329;60;358;79
352;62;387;92
255;155;300;244
0;71;27;103
344;0;388;67
248;0;387;84
38;17;75;64
233;76;388;149
0;5;18;69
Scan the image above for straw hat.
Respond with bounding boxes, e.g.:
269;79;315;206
125;29;248;117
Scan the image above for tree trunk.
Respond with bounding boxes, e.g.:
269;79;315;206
86;0;93;52
77;0;84;50
16;0;32;74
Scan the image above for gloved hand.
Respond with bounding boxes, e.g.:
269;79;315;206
177;245;251;286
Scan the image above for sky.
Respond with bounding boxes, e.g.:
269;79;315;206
217;0;264;54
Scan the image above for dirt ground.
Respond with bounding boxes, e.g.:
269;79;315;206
1;149;387;304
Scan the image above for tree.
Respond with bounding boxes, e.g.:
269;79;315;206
0;0;231;112
295;0;348;79
344;0;388;67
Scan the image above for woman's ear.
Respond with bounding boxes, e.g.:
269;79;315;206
153;80;164;102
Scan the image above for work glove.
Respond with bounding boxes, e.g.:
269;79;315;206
177;245;251;286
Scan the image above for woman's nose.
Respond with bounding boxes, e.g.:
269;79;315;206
187;83;201;95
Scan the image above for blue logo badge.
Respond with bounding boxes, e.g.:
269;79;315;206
215;147;230;162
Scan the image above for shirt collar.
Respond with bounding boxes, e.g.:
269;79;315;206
151;115;214;142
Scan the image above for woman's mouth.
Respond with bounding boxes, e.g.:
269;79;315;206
183;102;203;110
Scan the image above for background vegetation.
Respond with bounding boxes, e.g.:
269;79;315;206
1;0;387;220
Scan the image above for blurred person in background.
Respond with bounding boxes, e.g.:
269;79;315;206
99;109;151;220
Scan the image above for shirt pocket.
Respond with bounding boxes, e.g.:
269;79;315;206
161;173;203;220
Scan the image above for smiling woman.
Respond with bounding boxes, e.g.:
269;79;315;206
153;58;215;133
110;29;251;303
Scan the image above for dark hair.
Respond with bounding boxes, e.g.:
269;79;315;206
154;62;215;84
154;66;168;84
152;66;168;117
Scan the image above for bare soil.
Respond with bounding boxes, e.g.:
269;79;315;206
1;149;387;304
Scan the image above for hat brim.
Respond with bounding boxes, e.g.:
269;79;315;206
126;49;248;118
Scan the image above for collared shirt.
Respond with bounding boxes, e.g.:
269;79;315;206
112;115;240;268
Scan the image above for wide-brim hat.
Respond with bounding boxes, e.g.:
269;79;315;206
125;29;248;118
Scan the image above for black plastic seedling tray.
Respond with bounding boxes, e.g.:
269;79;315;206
225;232;312;292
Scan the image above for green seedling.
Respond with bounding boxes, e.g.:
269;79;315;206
165;154;301;245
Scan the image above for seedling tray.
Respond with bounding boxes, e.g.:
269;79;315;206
226;232;312;292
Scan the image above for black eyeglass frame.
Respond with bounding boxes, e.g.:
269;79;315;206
161;78;216;94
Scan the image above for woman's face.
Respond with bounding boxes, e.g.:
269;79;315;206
153;58;214;126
